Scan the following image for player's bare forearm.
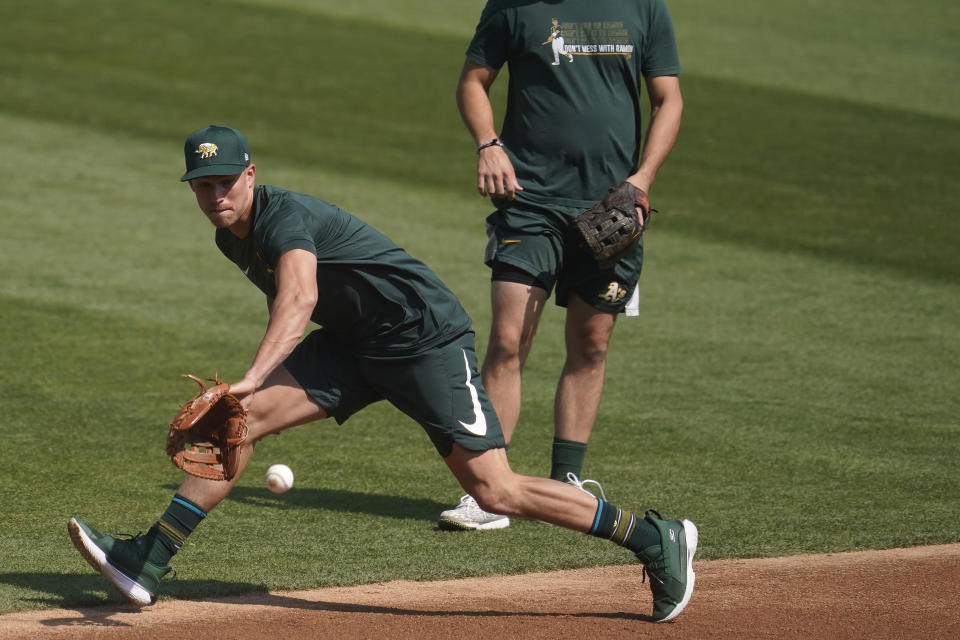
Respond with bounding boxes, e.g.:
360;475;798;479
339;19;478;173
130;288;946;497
233;249;317;396
457;59;523;199
628;75;683;193
239;300;309;390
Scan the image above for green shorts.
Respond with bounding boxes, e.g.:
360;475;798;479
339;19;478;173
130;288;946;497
484;200;643;313
283;329;505;457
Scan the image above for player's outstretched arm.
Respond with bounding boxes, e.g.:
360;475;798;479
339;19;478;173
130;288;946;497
230;248;317;399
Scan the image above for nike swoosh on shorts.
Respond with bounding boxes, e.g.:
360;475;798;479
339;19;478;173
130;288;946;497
457;349;487;436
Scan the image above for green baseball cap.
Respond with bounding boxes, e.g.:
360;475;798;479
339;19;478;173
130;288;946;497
180;125;252;181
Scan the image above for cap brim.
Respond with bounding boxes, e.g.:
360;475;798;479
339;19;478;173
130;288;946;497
180;164;248;182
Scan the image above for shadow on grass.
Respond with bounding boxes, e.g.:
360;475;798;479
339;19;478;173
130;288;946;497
161;484;451;522
0;572;269;617
0;572;648;626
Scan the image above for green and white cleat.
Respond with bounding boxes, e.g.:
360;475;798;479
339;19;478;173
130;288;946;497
68;517;170;606
635;510;698;622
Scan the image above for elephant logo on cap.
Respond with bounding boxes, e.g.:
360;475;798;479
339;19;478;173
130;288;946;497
196;142;219;159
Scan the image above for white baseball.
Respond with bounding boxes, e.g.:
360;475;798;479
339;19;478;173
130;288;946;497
265;464;294;494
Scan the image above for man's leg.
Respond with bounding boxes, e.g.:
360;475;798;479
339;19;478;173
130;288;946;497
551;293;617;481
69;365;328;605
481;279;548;442
437;279;547;530
551;40;562;64
443;444;699;622
443;444;598;530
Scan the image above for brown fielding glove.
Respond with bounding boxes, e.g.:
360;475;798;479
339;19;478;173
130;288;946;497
166;374;248;481
573;181;654;268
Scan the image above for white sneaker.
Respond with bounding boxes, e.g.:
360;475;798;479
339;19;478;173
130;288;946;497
566;472;607;500
438;495;510;530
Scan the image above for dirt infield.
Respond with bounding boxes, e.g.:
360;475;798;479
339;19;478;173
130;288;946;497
2;544;957;639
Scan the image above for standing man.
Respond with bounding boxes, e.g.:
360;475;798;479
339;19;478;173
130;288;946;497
542;18;575;65
67;125;697;622
439;0;683;531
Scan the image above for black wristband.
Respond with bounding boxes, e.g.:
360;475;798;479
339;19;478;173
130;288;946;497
476;138;505;154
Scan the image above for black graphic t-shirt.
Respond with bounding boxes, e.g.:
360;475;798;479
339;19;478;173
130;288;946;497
467;0;681;206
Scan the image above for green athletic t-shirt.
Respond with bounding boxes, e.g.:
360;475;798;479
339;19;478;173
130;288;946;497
467;0;681;206
215;185;473;356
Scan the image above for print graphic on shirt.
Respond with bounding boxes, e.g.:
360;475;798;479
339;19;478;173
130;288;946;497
541;17;575;65
543;19;636;65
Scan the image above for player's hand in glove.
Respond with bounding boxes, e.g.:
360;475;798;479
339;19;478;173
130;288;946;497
166;374;248;481
573;181;655;269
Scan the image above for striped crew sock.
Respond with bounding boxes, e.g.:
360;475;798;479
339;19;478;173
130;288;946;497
587;499;660;553
145;494;207;565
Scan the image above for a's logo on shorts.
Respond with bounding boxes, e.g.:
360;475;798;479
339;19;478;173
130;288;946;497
599;282;627;303
196;142;219;159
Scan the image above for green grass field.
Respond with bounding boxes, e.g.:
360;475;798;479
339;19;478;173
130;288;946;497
1;0;957;613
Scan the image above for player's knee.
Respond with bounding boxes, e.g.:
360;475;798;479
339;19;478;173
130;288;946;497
486;330;536;370
486;334;519;362
567;338;609;370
